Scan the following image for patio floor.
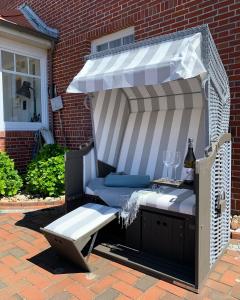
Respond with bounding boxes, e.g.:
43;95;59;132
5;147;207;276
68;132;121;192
0;209;240;300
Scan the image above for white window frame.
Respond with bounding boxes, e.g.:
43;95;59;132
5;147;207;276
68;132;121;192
0;37;48;131
91;27;135;53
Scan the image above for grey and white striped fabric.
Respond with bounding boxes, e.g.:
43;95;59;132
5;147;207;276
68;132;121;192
67;33;206;94
86;178;195;216
116;91;206;180
44;203;119;241
91;76;206;173
83;148;97;192
91;89;129;167
124;77;203;112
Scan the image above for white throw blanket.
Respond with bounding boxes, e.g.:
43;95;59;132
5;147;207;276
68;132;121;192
119;190;177;228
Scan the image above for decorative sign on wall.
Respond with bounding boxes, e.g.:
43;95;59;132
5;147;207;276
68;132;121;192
50;96;63;112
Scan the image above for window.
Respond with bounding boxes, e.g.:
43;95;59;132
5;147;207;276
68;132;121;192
2;51;41;122
92;27;135;53
0;39;48;131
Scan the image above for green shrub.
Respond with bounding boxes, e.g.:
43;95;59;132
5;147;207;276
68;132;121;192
0;152;23;196
26;144;65;197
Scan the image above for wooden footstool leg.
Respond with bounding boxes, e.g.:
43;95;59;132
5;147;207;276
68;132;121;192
86;231;98;261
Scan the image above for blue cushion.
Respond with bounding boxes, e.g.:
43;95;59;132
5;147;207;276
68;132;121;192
104;174;150;188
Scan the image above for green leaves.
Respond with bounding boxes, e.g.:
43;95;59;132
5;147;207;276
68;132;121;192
0;152;23;196
25;144;65;197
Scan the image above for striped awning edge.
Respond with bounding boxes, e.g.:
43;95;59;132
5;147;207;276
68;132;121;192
67;33;207;94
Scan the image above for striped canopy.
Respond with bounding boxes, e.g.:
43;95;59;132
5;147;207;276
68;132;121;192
67;33;206;93
91;77;206;179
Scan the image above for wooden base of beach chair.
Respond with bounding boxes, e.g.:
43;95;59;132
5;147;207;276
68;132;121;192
41;203;119;271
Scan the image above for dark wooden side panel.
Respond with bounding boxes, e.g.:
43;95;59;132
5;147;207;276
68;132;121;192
195;169;211;289
194;133;231;289
65;142;94;201
65;150;84;201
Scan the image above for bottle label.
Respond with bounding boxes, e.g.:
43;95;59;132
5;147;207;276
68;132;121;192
183;168;194;181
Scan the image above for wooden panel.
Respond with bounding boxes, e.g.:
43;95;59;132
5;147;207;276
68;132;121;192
142;211;186;263
125;212;141;249
195;133;231;289
184;219;195;264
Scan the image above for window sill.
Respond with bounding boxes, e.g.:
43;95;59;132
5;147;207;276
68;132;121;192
0;122;48;131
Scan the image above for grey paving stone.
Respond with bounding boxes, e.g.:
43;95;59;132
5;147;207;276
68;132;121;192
0;280;6;289
21;234;35;242
10;247;27;258
134;275;158;291
0;251;9;259
162;293;183;300
49;291;72;300
92;257;110;268
94;264;117;279
11;294;24;300
12;262;32;273
95;288;120;300
0;221;8;226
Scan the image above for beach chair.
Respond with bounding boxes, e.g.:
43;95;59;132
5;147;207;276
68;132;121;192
44;25;231;292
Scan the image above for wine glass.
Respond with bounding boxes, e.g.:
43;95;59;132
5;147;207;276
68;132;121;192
163;150;173;181
172;151;181;182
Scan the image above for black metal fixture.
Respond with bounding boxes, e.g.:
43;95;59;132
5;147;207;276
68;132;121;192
17;81;40;122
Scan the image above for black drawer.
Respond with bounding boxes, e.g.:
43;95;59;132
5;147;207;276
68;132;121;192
142;211;193;264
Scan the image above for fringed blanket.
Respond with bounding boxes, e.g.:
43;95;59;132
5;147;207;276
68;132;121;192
95;188;177;228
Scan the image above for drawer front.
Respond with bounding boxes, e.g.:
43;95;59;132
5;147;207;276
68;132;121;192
142;211;185;263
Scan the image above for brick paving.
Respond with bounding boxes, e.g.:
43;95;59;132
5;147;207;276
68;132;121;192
0;210;239;300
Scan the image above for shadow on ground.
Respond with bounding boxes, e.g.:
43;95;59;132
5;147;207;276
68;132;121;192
28;247;85;274
15;205;66;232
14;198;89;232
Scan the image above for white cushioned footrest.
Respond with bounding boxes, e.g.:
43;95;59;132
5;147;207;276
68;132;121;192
44;203;119;241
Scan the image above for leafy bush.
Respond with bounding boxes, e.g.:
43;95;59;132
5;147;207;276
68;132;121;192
0;152;23;196
26;144;65;197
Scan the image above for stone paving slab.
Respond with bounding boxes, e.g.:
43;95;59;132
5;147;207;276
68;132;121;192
0;212;239;299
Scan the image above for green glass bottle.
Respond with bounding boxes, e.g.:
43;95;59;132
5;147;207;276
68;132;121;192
183;138;196;185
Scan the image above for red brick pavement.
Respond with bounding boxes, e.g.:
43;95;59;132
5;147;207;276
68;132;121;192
0;212;239;300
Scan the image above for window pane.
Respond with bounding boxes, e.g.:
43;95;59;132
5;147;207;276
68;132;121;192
96;42;108;52
3;73;41;122
16;54;28;73
109;38;121;49
1;51;14;71
123;34;134;45
29;58;40;76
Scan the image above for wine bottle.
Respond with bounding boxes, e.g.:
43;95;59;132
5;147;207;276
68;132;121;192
183;138;196;185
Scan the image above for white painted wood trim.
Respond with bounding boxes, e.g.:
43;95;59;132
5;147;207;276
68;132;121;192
0;38;49;131
0;25;52;49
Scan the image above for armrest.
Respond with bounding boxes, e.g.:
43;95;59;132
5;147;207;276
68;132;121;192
195;133;231;212
65;141;96;201
196;133;231;174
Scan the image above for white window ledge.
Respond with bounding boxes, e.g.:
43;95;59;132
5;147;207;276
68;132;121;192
1;122;48;131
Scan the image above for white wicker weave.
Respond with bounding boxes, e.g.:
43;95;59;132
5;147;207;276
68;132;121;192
210;141;231;266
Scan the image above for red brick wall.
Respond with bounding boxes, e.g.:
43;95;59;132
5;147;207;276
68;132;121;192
0;131;34;172
1;0;239;212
